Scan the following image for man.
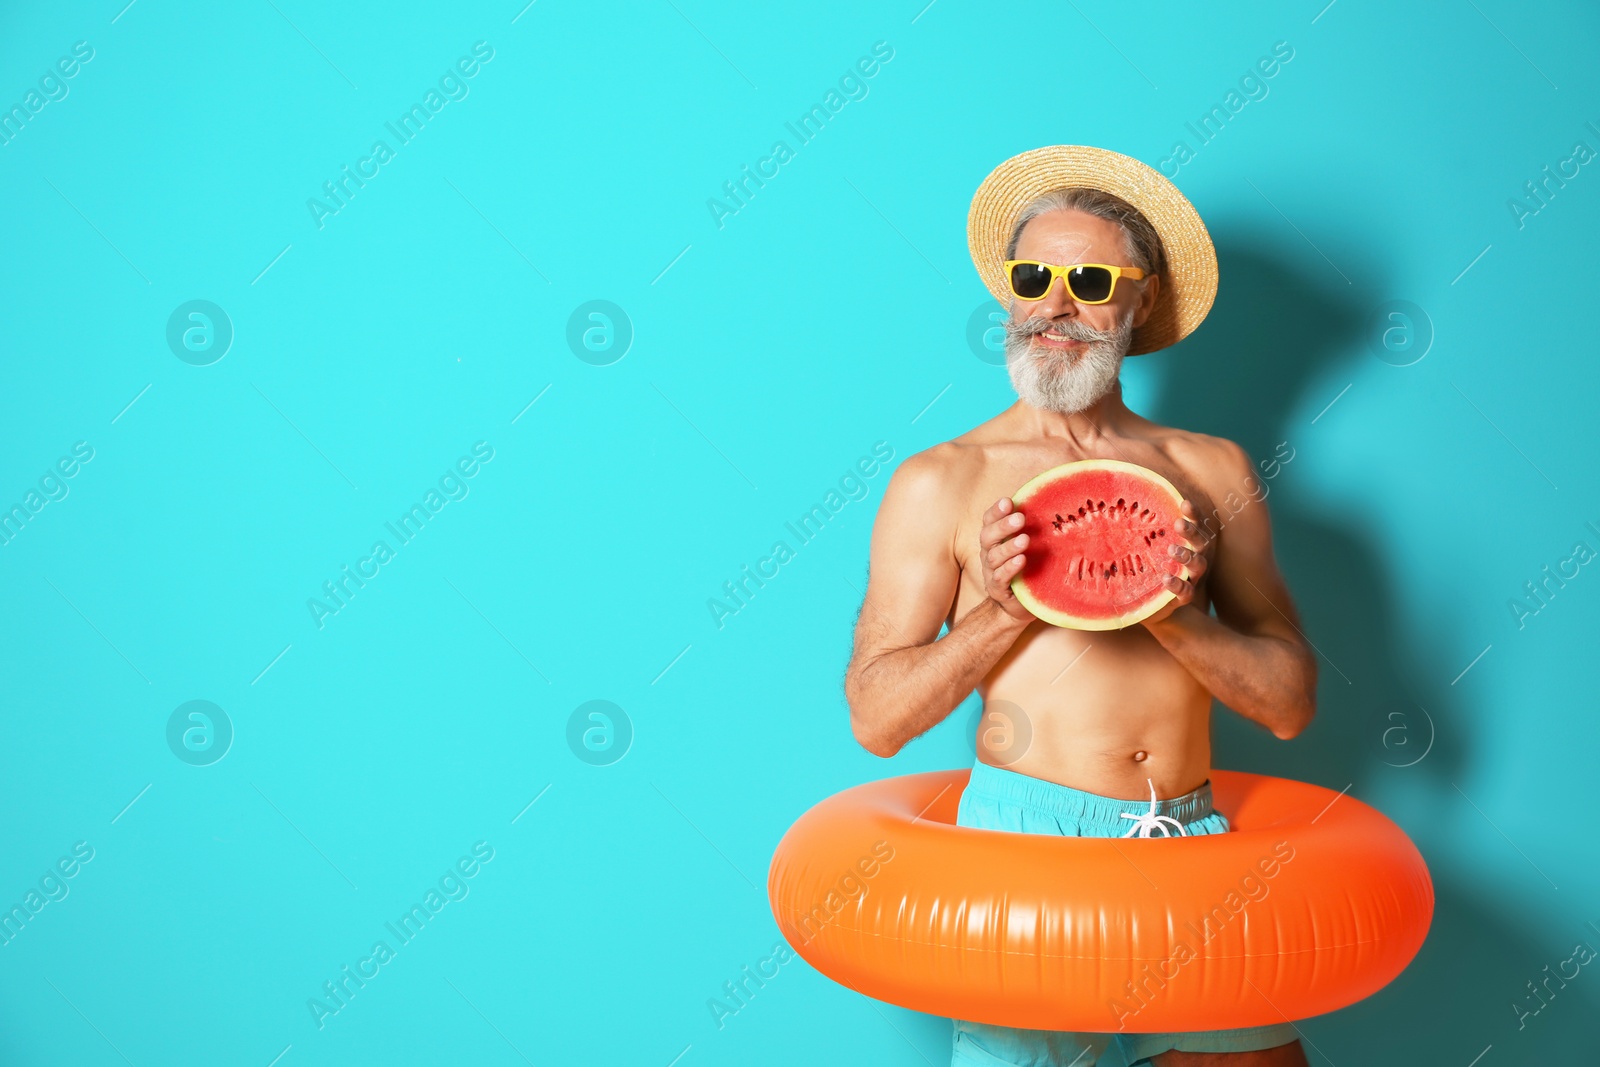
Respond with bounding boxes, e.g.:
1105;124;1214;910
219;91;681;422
843;145;1318;1066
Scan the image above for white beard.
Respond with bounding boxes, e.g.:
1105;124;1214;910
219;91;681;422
1003;301;1139;415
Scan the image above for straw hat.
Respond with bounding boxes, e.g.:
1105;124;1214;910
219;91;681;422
967;144;1218;356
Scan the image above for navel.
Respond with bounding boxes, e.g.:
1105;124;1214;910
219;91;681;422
1132;750;1148;762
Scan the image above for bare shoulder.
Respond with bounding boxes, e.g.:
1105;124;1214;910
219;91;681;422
1152;425;1259;502
879;437;983;527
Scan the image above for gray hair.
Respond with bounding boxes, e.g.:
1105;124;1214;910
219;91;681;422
1003;187;1166;276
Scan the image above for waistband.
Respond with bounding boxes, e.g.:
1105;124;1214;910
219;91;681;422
964;758;1216;825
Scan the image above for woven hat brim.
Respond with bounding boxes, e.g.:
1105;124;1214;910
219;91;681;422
967;145;1218;356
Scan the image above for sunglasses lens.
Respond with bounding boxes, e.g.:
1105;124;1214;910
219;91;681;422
1067;265;1114;302
1009;262;1052;299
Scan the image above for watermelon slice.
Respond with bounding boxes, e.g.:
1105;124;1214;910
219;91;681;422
1008;459;1189;630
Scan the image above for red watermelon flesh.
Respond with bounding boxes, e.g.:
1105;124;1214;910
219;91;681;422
1008;460;1187;630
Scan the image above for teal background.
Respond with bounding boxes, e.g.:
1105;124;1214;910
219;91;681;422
2;0;1597;1063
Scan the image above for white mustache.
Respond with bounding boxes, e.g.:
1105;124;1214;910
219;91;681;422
1004;316;1119;346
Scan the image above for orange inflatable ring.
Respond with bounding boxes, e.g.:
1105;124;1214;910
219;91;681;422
768;768;1433;1032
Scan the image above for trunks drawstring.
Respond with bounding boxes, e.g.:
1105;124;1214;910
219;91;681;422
1119;777;1188;838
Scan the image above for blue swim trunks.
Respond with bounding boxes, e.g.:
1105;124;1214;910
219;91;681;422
949;758;1302;1067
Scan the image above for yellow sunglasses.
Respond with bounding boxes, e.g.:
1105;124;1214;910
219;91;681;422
1003;260;1147;304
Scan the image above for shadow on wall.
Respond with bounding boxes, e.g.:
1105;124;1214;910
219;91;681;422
1132;236;1598;1065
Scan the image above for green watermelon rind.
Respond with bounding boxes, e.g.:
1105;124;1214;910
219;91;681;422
1007;458;1188;631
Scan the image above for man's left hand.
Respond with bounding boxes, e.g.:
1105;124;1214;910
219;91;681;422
1141;500;1210;627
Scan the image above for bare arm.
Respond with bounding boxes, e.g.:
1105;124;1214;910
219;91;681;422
844;452;1032;757
1141;441;1317;739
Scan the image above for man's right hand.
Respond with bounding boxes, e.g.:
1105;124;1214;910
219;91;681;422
980;497;1037;623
